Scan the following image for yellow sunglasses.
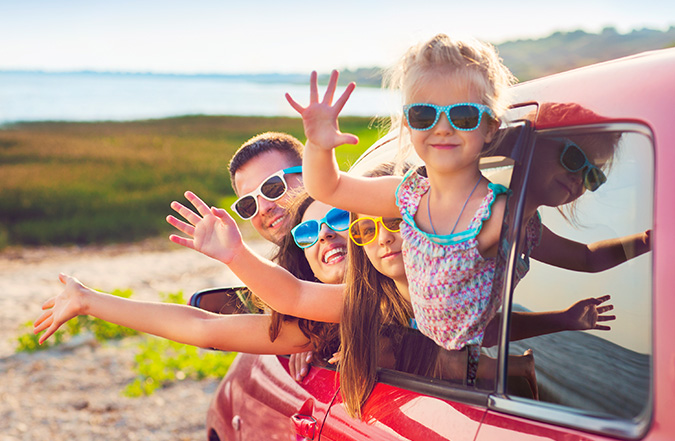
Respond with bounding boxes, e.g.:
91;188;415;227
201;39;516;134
348;217;402;246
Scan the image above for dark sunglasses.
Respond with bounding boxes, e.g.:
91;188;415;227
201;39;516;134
231;166;302;220
558;139;607;192
349;216;402;246
291;207;350;249
403;102;495;131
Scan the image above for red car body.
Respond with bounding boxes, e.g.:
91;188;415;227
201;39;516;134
201;48;675;441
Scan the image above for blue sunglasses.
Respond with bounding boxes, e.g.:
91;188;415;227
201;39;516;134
291;207;350;249
403;102;495;131
557;138;607;192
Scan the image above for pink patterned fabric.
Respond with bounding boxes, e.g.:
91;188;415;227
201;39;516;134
396;168;540;352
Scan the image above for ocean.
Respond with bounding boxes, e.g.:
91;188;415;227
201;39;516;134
0;71;398;124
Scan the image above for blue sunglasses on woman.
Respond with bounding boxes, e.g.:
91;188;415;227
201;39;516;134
291;207;350;249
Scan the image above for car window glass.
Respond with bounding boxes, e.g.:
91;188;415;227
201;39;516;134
501;128;653;420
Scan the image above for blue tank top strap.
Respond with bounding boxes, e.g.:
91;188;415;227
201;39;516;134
467;182;509;237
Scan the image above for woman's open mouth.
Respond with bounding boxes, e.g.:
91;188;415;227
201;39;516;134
322;246;347;264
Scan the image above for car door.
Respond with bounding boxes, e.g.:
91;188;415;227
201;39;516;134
222;353;339;441
320;377;487;441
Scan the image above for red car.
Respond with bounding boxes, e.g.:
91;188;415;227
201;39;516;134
193;48;675;440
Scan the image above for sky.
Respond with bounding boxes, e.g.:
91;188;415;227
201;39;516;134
1;0;674;75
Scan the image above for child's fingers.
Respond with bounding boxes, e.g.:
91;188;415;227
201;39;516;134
184;191;212;218
597;314;616;322
309;71;319;103
322;70;339;104
170;201;202;226
285;93;305;114
594;324;611;331
595;294;611;304
333;81;356;113
597;304;614;314
166;215;196;237
168;234;195;250
337;133;359;146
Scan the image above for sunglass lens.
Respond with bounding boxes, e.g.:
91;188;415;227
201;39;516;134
585;167;607;192
260;176;286;200
383;218;402;231
234;196;257;219
449;105;480;130
407;105;437;130
561;145;586;171
293;220;319;248
326;208;350;231
350;219;377;245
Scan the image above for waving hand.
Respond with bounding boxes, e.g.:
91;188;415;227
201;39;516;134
167;191;243;264
286;70;359;150
33;273;88;345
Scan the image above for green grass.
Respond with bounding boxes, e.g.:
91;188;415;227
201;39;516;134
0;115;383;247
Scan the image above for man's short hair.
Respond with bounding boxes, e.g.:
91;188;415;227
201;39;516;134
228;132;304;192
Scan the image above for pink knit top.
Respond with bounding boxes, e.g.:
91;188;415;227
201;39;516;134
396;168;541;352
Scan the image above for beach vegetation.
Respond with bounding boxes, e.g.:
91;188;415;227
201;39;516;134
0;115;379;248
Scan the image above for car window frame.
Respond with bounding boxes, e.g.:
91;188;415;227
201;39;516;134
489;121;656;440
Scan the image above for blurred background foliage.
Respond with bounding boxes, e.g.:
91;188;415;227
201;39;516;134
0;115;380;248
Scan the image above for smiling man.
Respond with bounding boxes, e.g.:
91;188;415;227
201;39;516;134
228;132;304;244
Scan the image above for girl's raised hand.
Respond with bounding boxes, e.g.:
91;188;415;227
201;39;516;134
167;191;243;264
285;70;359;150
33;273;89;345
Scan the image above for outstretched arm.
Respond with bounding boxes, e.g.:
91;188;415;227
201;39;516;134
167;191;344;323
33;274;312;354
532;226;651;273
286;70;400;217
482;295;615;347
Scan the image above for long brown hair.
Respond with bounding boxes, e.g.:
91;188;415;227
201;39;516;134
265;190;340;360
338;163;420;418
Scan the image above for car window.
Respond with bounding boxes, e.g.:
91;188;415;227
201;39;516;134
491;124;654;433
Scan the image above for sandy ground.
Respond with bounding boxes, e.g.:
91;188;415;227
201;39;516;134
0;237;275;441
